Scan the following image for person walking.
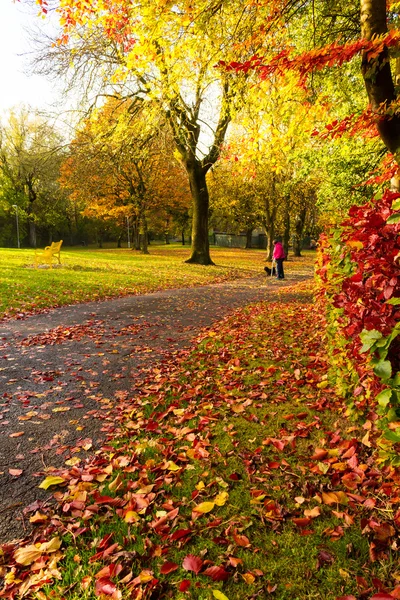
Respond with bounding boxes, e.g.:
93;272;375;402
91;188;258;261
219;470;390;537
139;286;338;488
272;238;285;279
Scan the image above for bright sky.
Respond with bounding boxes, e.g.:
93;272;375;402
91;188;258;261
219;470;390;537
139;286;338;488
0;1;60;114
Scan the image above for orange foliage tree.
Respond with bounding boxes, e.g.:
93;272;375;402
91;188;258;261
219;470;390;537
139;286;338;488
60;98;191;252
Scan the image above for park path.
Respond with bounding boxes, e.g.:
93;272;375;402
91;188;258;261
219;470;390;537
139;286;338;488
0;265;313;542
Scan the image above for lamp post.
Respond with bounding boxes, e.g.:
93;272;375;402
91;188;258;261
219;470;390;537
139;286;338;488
127;216;131;248
12;205;20;249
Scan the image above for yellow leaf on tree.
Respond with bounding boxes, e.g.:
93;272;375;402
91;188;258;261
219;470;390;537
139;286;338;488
38;476;66;490
214;492;229;506
194;501;215;513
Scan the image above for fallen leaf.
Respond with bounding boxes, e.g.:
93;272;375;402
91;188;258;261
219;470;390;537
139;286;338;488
38;476;66;489
182;554;203;574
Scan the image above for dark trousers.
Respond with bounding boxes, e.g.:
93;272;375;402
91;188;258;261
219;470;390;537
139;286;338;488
275;258;284;279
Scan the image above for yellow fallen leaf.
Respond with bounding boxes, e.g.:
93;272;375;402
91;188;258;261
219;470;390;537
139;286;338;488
124;511;140;523
212;591;229;600
196;481;205;491
242;573;255;584
29;512;48;524
194;501;215;513
38;476;66;490
317;380;329;389
304;506;321;518
65;457;81;466
14;537;61;565
166;461;181;472
138;570;153;583
214;492;229;506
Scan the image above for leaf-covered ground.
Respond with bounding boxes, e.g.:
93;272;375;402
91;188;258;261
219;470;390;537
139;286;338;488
1;279;399;600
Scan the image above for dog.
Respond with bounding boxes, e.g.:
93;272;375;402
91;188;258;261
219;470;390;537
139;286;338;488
264;265;276;276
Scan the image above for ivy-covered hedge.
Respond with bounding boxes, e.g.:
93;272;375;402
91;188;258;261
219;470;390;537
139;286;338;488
316;190;400;463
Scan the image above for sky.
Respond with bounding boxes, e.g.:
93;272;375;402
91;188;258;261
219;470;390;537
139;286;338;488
0;1;60;115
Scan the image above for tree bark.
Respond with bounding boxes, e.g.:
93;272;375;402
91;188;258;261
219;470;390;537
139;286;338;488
361;0;400;155
245;228;253;249
283;204;290;258
185;164;214;265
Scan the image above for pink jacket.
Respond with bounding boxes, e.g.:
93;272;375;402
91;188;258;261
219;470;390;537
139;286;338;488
273;242;285;260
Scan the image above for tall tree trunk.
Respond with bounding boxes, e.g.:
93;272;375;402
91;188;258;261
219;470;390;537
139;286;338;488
245;228;253;249
293;206;307;257
140;205;149;255
185;164;214;265
283;204;290;258
361;0;400;155
29;220;37;248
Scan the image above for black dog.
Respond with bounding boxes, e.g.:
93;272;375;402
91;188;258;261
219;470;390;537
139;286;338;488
264;265;276;276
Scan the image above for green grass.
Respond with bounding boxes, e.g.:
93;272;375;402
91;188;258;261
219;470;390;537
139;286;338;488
0;245;315;319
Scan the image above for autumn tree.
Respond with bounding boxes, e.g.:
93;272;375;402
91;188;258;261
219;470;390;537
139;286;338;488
31;0;272;264
60;98;191;252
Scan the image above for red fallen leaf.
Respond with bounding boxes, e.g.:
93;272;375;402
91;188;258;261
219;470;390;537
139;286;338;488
170;529;192;541
203;566;230;581
179;580;191;592
341;472;362;490
92;491;126;507
390;586;400;599
182;554;203;574
292;517;312;528
311;448;329;460
160;561;179;575
9;468;23;477
370;595;395;600
233;533;251;547
336;597;357;600
229;472;242;480
95;577;119;596
9;432;24;438
316;550;334;569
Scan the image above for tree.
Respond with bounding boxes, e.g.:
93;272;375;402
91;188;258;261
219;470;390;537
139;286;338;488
33;0;267;264
0;107;66;247
60;98;191;252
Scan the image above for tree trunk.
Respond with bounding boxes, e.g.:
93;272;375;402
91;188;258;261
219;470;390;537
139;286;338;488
140;206;149;255
361;0;400;155
283;205;290;258
293;207;307;257
245;228;253;249
29;220;37;248
185;164;214;265
181;230;185;245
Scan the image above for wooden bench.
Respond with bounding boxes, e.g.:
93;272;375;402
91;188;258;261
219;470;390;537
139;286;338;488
34;240;63;269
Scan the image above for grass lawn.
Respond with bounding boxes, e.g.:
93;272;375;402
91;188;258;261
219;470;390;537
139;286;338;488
0;245;315;319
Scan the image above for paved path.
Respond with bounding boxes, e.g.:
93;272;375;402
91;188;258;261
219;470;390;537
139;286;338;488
0;269;312;541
